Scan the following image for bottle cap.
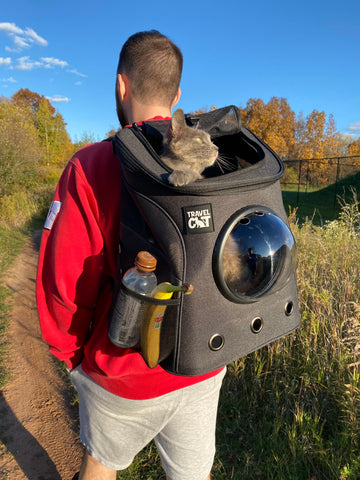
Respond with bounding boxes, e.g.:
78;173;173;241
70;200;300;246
135;251;157;272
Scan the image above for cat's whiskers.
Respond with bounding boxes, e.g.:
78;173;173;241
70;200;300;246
215;153;237;173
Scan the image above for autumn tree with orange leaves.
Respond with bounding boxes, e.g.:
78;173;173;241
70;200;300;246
240;97;297;158
346;138;360;158
237;97;346;184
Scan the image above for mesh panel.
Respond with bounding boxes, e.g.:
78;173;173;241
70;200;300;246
186;106;241;138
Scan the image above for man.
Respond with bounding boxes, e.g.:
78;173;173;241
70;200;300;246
36;30;225;480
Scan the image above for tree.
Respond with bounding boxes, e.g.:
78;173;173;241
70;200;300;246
323;114;341;157
11;88;71;166
34;98;71;165
346;138;360;157
304;110;326;159
105;129;117;138
292;110;344;184
12;88;55;117
0;97;43;196
71;132;98;154
240;97;296;158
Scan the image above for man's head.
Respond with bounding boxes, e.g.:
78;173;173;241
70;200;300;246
116;30;183;127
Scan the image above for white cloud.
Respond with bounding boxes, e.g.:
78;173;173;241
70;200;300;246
41;57;69;68
6;35;30;52
15;56;43;71
0;57;12;66
347;121;360;133
1;76;17;83
75;81;82;86
46;94;70;103
0;22;23;35
14;56;69;71
0;24;84;85
0;22;47;52
25;27;48;47
68;68;87;78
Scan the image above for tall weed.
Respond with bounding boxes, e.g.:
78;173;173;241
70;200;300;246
216;193;360;479
0;185;54;228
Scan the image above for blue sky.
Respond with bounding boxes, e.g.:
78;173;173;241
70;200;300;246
1;0;360;142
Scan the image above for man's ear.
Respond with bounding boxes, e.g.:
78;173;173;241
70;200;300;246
117;73;129;101
171;87;181;109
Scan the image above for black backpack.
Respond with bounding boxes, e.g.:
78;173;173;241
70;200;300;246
111;106;300;376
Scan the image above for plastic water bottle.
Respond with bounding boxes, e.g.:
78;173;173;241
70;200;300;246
108;251;158;348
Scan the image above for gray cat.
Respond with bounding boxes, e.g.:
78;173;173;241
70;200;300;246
161;109;247;290
161;108;219;186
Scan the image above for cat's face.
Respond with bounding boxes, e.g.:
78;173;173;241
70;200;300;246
165;109;219;174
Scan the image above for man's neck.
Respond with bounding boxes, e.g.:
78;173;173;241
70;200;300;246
128;105;172;125
125;96;172;125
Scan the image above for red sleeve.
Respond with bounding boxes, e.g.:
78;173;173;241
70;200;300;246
36;155;107;369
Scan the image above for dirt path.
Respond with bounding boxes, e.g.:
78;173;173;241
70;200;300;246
0;231;84;480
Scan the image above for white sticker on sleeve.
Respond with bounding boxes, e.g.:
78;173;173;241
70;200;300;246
44;201;62;230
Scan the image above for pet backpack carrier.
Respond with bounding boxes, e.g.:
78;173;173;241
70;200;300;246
111;105;300;376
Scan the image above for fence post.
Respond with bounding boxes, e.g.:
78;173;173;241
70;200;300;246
334;157;341;207
305;159;310;194
297;159;302;205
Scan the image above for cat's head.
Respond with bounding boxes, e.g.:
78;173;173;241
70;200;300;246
164;108;218;174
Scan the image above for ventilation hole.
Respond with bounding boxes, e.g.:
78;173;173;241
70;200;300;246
240;217;250;225
285;301;294;316
209;334;225;351
255;211;265;216
251;317;263;334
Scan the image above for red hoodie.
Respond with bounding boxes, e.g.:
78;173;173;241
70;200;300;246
36;131;222;400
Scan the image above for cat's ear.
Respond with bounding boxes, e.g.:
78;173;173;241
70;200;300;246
170;108;186;139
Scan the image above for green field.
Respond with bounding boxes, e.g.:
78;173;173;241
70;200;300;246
282;170;360;224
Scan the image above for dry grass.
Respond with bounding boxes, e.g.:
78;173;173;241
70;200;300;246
214;192;360;479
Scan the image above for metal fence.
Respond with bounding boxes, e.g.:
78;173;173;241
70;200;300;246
281;155;360;207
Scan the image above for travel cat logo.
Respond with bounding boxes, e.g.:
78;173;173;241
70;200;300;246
183;204;214;234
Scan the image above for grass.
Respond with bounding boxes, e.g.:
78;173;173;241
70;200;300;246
281;170;360;224
116;443;166;480
211;195;360;479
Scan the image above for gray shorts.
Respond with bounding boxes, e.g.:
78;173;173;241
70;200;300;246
69;365;226;480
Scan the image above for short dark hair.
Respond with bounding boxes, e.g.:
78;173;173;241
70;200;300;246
117;30;183;107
